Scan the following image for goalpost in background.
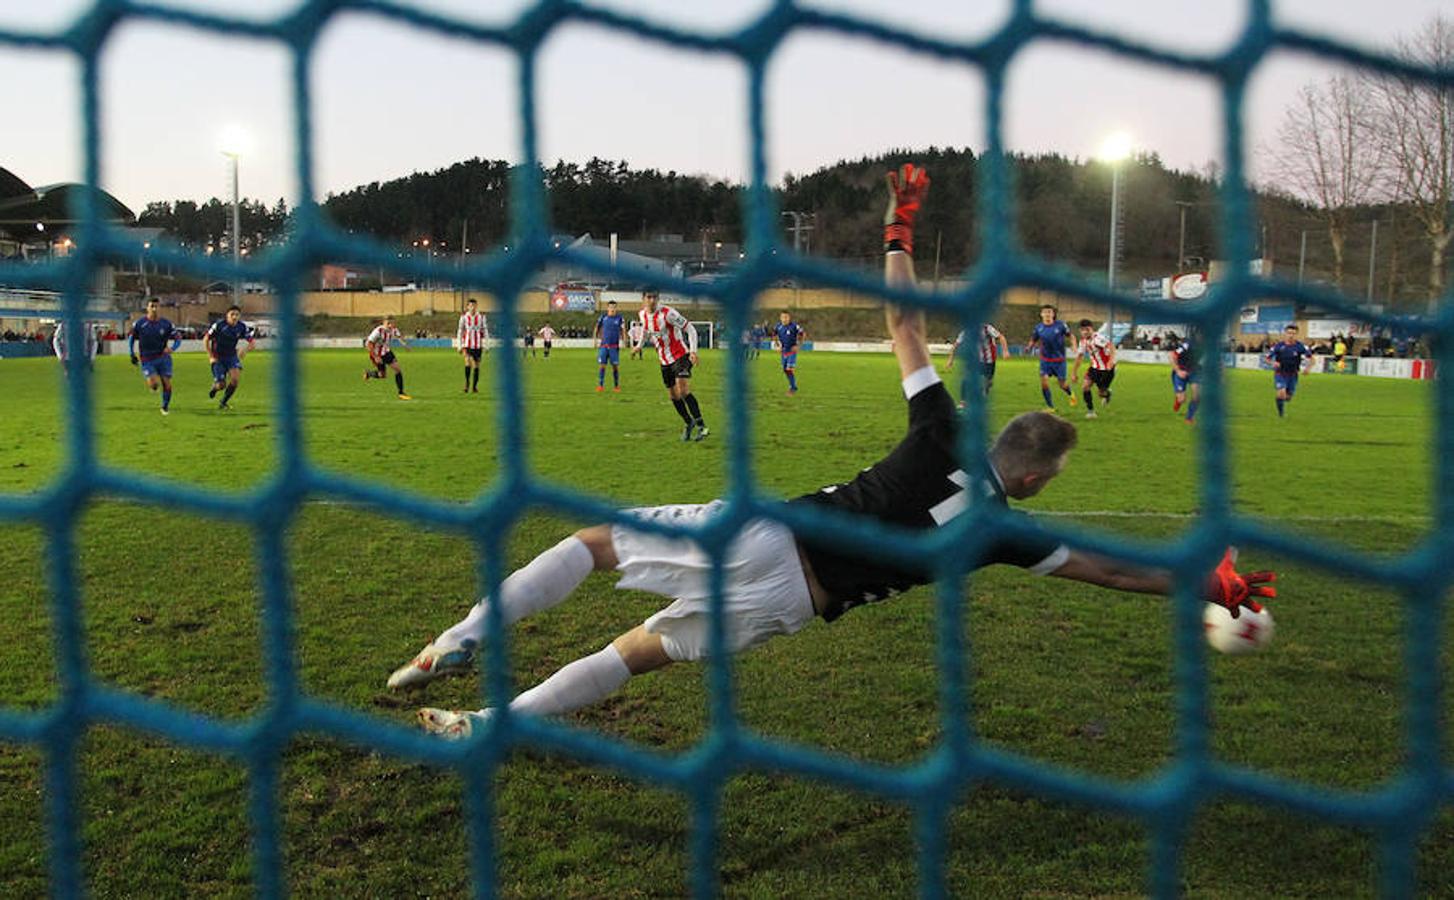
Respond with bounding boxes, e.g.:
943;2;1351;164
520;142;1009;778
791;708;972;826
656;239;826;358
0;3;1451;899
690;320;716;350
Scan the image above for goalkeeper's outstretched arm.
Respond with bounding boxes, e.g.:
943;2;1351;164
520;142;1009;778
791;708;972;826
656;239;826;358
883;163;931;380
1050;550;1171;595
1051;548;1276;616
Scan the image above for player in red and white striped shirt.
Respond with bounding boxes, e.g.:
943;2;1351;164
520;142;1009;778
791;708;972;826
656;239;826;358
639;290;708;441
457;298;489;393
945;323;1009;399
364;315;411;400
1070;319;1116;419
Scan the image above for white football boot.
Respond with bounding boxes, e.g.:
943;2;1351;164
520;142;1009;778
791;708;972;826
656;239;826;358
387;635;477;690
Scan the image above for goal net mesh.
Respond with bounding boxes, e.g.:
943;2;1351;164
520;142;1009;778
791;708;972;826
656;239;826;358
0;2;1449;897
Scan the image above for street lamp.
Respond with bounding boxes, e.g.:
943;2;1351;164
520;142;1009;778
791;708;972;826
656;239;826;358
1098;132;1133;345
219;125;251;307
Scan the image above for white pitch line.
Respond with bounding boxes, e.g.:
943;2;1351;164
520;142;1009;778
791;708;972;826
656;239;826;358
72;497;1433;525
296;500;1431;526
1036;510;1431;524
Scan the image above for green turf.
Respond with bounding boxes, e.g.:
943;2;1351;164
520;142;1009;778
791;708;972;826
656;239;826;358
0;347;1448;897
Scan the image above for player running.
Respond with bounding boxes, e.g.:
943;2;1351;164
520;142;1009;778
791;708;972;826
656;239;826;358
627;318;645;360
774;311;806;394
538;323;556;359
52;318;98;374
387;163;1277;739
128;298;182;415
1168;332;1200;424
1070;320;1116;419
1027;305;1076;411
204;305;255;410
364;316;411;400
1265;325;1314;418
639;290;708;441
457;298;488;393
945;322;1009;401
594;300;626;392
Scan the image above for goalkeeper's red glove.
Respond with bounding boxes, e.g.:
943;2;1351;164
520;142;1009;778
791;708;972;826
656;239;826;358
884;163;930;255
1203;548;1276;618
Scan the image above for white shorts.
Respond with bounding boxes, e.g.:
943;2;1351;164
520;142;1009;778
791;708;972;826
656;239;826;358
611;501;816;662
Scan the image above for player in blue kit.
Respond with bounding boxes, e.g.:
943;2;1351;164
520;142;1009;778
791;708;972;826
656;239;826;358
774;311;806;394
128;298;182;415
1027;305;1076;410
205;305;256;410
1167;332;1200;424
1265;325;1314;417
594;300;625;392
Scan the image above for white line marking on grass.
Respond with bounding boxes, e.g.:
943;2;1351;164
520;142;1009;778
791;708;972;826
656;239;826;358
76;498;1432;526
1037;510;1431;524
296;501;1430;526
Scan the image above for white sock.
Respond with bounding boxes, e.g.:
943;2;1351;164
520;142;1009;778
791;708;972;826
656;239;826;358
506;645;632;718
438;536;594;646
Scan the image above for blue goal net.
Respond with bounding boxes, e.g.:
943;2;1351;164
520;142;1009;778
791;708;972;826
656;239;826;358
1;2;1451;897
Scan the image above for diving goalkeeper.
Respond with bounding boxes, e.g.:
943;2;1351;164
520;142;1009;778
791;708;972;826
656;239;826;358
390;163;1276;738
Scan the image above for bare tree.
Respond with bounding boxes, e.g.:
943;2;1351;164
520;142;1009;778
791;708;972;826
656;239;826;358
1370;15;1454;300
1272;75;1383;288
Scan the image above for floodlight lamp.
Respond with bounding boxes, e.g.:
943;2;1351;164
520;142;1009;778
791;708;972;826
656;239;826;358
219;124;252;157
1098;132;1133;163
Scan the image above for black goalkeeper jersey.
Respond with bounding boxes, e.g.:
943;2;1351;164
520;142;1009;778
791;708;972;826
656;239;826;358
788;381;1066;622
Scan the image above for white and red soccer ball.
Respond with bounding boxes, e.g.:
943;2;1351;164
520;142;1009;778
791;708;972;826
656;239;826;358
1203;603;1275;654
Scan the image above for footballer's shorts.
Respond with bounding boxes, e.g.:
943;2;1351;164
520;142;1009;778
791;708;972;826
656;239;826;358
1089;367;1116;389
1171;370;1194;392
139;355;173;379
1274;373;1299;395
464;347;482;362
659;355;693;388
210;357;242;382
612;500;815;662
597;345;620;366
369;350;396;375
780;350;798;370
1038;358;1067;380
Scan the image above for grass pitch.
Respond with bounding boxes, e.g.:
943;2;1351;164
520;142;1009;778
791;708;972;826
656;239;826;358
0;346;1450;897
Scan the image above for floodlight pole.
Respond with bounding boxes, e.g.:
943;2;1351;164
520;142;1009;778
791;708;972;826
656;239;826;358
1174;200;1196;273
1367;219;1378;302
1298;229;1307;285
225;151;241;306
1107;160;1122;340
